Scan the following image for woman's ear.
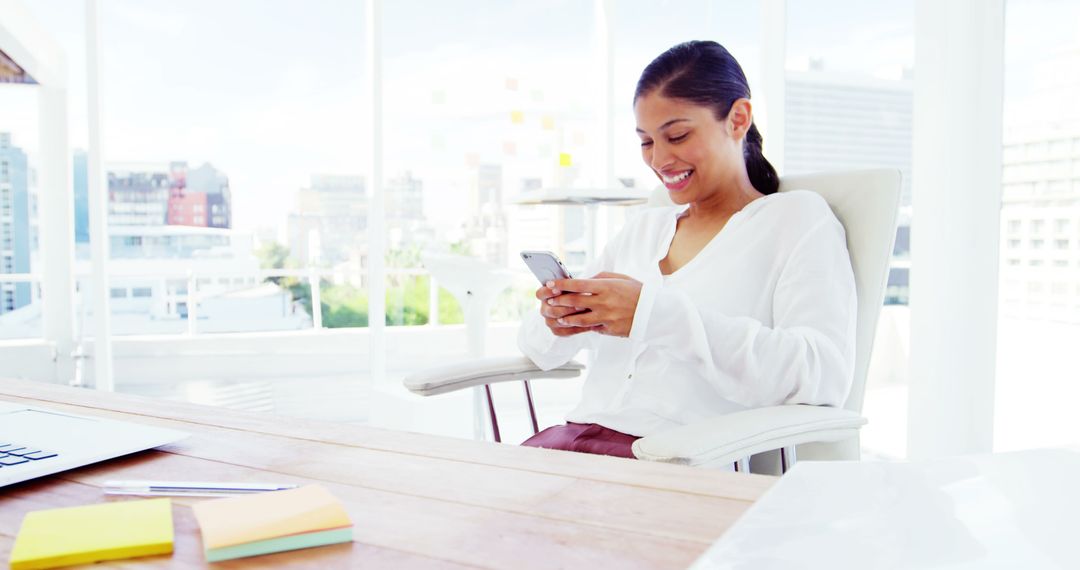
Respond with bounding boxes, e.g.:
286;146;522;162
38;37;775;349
728;98;753;140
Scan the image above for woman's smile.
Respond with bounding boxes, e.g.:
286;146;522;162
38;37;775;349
660;169;694;191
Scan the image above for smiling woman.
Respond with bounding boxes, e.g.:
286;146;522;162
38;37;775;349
517;40;857;461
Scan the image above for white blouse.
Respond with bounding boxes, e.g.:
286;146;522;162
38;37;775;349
517;190;857;437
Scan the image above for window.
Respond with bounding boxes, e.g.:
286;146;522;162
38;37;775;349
110;288;128;299
132;287;152;298
998;0;1080;454
1007;219;1022;233
1008;239;1021;248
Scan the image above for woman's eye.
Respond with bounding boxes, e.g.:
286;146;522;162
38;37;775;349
669;133;688;143
640;140;653;148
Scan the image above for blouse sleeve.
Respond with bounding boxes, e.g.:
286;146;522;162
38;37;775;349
629;216;858;408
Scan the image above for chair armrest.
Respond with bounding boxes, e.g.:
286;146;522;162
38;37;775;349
404;356;585;397
631;405;867;468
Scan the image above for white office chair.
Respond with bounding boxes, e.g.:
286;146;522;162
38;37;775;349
405;169;901;474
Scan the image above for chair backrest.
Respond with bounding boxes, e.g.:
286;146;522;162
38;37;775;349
649;169;901;413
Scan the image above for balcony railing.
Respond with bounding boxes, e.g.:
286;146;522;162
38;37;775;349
1;266;539;340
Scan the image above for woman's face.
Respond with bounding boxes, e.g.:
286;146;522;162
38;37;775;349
634;91;748;205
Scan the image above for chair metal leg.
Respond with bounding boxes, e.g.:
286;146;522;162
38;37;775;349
780;446;797;473
484;384;501;443
734;457;750;473
522;380;540;435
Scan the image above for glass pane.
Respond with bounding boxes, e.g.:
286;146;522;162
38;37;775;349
92;0;365;339
375;0;599;435
787;0;915;460
995;0;1080;452
0;1;79;342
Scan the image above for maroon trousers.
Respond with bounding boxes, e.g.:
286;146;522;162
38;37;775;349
520;422;640;459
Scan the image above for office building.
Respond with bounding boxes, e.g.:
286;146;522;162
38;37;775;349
999;126;1080;322
785;67;914;205
184;162;232;229
73;150;89;245
786;68;913;304
287;175;367;267
107;163;171;226
462;164;509;265
998;46;1080;323
107;161;231;229
385;171;429;251
0;132;30;315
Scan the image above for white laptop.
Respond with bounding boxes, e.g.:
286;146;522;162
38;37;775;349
0;399;189;487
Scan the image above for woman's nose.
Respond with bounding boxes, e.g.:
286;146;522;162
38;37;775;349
650;143;673;171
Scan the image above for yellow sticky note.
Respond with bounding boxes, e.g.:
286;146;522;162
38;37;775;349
559;153;573;167
505;77;519;91
10;498;174;570
542;115;555;130
510;110;525;124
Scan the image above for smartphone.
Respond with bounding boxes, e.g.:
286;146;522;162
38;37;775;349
520;250;573;284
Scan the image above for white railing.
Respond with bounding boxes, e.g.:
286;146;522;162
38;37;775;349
1;267;452;337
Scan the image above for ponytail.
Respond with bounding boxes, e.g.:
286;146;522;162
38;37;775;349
743;123;779;195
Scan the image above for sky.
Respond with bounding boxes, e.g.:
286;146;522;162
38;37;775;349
1;0;1077;238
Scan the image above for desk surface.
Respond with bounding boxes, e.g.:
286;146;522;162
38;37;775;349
0;379;773;569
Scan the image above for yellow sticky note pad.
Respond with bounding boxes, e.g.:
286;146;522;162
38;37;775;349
510;110;525;124
10;498;174;570
559;153;573;167
542;116;555;130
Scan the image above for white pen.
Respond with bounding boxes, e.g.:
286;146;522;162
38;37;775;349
103;480;299;497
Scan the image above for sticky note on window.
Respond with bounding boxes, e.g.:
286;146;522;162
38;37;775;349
559;153;573;167
431;90;446;104
542;116;555;130
505;77;518;91
503;141;517;156
510;111;524;124
531;89;544;102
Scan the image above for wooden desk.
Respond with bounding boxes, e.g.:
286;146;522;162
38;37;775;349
0;379;774;569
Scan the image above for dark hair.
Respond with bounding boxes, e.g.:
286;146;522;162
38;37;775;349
634;40;779;195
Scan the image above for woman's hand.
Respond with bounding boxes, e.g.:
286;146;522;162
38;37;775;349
535;283;600;337
545;272;643;338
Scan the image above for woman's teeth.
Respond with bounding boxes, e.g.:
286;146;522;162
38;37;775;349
662;171;692;184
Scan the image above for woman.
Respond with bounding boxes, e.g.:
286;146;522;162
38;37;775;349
518;40;856;459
